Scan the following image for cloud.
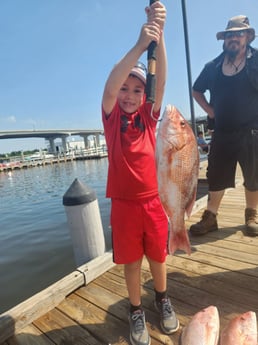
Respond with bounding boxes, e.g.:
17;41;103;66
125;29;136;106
6;116;17;123
0;115;17;124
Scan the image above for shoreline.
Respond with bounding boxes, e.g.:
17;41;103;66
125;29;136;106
0;149;108;173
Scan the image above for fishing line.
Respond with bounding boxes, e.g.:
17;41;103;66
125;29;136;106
150;102;162;122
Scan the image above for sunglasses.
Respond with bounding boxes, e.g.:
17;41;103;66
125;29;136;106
224;30;246;39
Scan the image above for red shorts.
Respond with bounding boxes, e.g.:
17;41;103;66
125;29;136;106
111;195;168;264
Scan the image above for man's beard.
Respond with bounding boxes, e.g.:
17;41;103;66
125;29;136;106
223;41;241;60
226;49;239;59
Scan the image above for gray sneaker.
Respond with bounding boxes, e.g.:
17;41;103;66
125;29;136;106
128;310;150;345
154;298;180;334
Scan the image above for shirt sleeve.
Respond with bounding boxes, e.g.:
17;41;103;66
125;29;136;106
193;64;211;93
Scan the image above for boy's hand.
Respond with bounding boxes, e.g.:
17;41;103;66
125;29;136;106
145;1;166;32
137;21;161;51
135;2;166;52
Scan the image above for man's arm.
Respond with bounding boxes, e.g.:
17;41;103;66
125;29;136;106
192;90;215;119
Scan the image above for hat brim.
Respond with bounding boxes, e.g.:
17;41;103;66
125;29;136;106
129;67;146;85
216;28;255;42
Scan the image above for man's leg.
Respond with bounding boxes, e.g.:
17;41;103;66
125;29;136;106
189;190;225;236
244;189;258;236
245;189;258;209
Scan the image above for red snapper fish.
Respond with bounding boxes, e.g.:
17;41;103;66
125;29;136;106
180;305;220;345
156;105;199;255
220;311;257;345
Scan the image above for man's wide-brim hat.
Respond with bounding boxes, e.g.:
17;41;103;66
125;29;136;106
216;15;255;42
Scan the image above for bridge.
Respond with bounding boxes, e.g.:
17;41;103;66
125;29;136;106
0;129;105;153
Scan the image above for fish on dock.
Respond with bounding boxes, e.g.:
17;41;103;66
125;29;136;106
180;305;220;345
156;104;199;255
220;311;257;345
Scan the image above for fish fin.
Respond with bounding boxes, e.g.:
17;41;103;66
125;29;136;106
185;189;197;218
168;225;191;256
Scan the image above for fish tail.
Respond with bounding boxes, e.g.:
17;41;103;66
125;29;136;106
168;228;191;256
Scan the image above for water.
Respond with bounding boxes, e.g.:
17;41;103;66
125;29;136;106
0;158;111;314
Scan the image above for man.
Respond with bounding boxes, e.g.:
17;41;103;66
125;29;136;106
190;15;258;237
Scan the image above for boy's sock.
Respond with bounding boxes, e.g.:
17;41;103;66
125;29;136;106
155;289;167;303
130;303;143;313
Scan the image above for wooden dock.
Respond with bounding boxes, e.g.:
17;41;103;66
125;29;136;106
1;162;257;344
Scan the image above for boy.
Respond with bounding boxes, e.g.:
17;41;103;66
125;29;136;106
102;3;179;345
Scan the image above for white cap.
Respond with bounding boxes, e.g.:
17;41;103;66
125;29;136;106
129;62;147;84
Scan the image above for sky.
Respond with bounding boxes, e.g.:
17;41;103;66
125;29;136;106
0;0;258;153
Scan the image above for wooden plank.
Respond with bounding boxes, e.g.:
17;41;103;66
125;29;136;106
188;227;257;246
142;257;258;312
7;324;55;345
0;252;114;344
0;271;84;344
125;257;257;329
78;251;115;284
92;269;195;327
190;235;258;255
136;257;257;327
167;255;258;294
91;268;199;335
191;195;208;215
190;185;244;219
108;254;258;306
166;266;258;310
189;242;258;265
164;279;254;330
75;283;177;344
91;266;256;333
174;250;258;278
34;308;102;345
57;293;130;345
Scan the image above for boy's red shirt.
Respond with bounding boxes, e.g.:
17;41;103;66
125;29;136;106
102;101;160;200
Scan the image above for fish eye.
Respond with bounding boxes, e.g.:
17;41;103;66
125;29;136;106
180;120;185;126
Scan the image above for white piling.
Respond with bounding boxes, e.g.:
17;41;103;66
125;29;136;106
63;178;105;266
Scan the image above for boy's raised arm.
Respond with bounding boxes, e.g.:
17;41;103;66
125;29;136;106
102;2;166;116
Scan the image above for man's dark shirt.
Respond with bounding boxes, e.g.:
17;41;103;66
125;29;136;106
193;47;258;132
